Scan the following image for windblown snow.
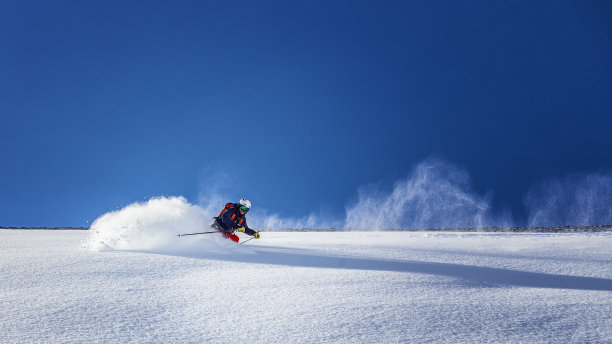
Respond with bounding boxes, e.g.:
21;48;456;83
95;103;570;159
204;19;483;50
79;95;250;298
2;224;611;343
84;196;241;255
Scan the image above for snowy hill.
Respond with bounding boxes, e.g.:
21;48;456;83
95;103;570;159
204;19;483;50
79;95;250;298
1;230;611;343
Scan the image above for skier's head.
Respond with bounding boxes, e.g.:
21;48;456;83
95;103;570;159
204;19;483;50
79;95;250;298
239;198;251;214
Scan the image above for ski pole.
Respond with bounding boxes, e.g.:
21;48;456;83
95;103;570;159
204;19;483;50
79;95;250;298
240;237;255;244
177;231;218;237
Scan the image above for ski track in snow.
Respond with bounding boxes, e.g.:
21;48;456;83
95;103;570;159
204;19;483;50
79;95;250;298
1;230;611;343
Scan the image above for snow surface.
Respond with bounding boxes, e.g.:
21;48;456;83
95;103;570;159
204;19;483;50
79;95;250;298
1;230;611;343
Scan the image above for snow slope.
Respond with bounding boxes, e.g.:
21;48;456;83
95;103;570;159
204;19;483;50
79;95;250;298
1;230;611;343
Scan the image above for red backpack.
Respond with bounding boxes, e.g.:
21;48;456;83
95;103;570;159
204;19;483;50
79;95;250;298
217;203;234;217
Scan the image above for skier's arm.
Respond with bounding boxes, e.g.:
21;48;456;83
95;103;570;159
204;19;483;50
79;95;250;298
242;218;257;236
237;218;257;236
237;227;259;238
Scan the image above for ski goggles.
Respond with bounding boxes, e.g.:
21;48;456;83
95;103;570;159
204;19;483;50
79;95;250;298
239;206;250;213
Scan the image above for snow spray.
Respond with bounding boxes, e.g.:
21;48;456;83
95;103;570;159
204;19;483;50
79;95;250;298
344;158;513;230
84;161;612;241
525;172;612;227
83;196;239;255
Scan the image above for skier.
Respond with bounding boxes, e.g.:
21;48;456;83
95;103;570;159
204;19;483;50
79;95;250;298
211;198;260;243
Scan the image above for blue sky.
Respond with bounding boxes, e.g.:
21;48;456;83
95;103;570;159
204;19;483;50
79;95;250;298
1;1;611;227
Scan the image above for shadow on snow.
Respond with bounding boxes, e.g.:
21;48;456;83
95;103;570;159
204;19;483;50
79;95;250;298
202;248;612;292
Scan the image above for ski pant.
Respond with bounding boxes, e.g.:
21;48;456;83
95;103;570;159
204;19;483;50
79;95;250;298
222;232;240;243
211;219;239;243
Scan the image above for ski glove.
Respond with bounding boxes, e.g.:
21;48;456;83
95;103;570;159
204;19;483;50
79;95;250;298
253;232;260;239
236;227;246;232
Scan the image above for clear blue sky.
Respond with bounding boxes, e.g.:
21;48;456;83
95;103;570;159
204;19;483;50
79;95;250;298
2;1;611;227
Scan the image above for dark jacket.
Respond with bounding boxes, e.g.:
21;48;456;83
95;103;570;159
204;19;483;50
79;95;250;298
214;203;256;236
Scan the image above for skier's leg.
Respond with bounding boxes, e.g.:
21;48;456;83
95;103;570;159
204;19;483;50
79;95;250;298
222;232;240;243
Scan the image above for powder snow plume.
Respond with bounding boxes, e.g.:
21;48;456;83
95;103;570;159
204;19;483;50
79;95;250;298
84;196;240;255
526;171;612;227
344;158;513;230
